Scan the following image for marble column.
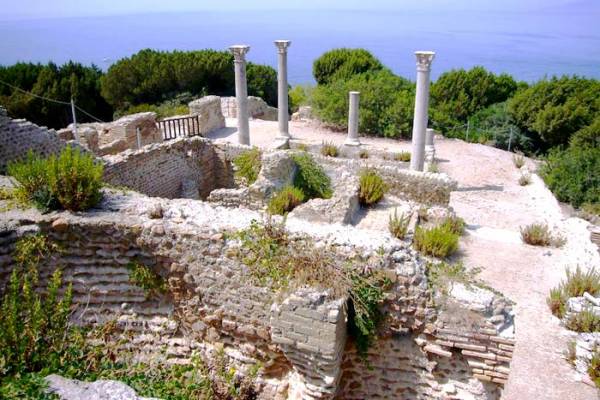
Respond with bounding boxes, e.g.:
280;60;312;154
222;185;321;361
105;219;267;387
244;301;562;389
274;40;292;141
229;45;251;145
425;128;436;163
410;51;435;171
345;91;361;146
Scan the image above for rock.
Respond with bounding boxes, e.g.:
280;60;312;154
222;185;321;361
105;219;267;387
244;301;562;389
45;374;158;400
188;96;226;135
52;218;69;233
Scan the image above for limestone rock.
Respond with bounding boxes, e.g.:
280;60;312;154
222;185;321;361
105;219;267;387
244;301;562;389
188;96;226;135
45;374;158;400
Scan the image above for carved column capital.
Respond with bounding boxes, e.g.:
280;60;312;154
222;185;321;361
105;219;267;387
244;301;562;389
274;40;292;54
229;45;250;62
415;51;435;72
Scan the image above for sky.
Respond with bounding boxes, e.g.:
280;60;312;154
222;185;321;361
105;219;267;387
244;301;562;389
1;0;596;20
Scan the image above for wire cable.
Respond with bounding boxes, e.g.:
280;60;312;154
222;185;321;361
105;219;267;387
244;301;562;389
74;104;105;123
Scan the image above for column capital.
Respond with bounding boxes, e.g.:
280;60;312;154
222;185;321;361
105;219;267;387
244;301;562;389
229;45;250;62
274;40;292;53
415;51;435;72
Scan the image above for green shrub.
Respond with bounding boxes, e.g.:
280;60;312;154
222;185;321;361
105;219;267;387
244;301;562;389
570;116;600;149
247;63;278;107
267;186;305;215
520;223;565;247
114;101;189;120
394;151;411;162
127;262;167;298
508;76;599;149
320;141;339;157
233;148;262;185
413;225;459;258
440;216;466;235
540;146;599;208
513;153;525;168
7;147;103;212
547;267;600;318
431;67;518;130
312;70;415;138
358;168;387;206
565;309;600;333
289;84;314;113
388;209;410;239
312;48;384;85
292;153;333;199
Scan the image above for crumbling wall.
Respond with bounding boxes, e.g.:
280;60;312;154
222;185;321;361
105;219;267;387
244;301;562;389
189;96;226;135
103;137;235;199
0;106;68;172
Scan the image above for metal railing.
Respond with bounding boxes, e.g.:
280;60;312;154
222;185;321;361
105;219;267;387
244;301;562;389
157;115;202;141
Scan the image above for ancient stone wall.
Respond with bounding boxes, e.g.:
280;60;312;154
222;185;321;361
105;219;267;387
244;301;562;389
189;96;226;134
0;106;68;172
103;137;236;200
221;96;278;121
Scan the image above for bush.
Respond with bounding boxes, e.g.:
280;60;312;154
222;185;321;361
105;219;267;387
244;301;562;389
358;168;387;206
292;153;333;199
312;70;415;138
430;67;518;130
247;63;278;107
7;147;103;212
320;141;339;157
413;225;459;258
570;116;600;150
394;151;411;162
267;186;305;215
312;48;384;85
289;84;314;113
233;148;262;185
547;266;600;318
520;223;565;247
508;76;599;149
114;101;189;120
388;209;410;239
439;216;466;235
565;309;600;333
540;146;600;208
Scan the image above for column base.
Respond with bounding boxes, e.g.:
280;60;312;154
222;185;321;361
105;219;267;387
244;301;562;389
344;138;361;146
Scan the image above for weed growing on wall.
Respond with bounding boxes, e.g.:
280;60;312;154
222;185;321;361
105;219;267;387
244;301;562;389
233;148;262;185
589;347;600;388
358;168;387;206
7;147;103;212
439;216;466;236
292;153;333;199
547;267;600;319
565;309;600;333
388;209;410;239
320;141;340;157
267;186;305;215
413;225;459;258
235;219;390;358
127;262;167;298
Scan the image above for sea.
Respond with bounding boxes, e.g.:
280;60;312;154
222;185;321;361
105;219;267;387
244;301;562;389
0;8;599;84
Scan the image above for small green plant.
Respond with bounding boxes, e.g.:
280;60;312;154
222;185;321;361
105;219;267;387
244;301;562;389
439;215;466;235
358;168;387;206
565;340;577;365
7;147;103;212
565;308;600;332
427;163;440;173
267;186;305;215
388;209;410;239
547;267;600;318
513;153;525;168
320;141;339;157
233;148;262;185
292;153;333;199
520;223;565;247
589;347;600;388
296;143;309;152
426;261;473;293
359;149;369;159
394;151;411;162
127;262;167;298
413;225;459;258
518;174;532;186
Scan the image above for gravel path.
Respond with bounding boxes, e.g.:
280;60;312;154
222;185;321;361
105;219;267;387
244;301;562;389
208;119;600;399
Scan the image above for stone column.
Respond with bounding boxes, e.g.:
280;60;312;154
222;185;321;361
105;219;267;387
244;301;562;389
229;45;251;145
410;51;435;171
425;128;436;163
345;91;361;146
275;40;292;142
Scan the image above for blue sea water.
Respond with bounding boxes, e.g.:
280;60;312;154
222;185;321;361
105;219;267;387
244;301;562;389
0;9;599;84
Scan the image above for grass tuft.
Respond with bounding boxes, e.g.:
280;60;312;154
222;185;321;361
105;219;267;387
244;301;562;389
320;141;339;157
394;151;411;162
414;225;459;258
267;186;305;215
520;223;565;247
388;209;410;239
358;168;387;206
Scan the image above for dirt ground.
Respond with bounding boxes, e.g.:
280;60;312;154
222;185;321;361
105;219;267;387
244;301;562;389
208;119;600;400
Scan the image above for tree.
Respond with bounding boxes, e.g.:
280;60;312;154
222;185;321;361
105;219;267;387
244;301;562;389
508;76;600;149
430;67;519;130
312;48;384;86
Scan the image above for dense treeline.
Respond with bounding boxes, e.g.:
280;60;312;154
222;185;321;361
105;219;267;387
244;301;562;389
0;62;112;129
305;48;599;212
0;49;278;129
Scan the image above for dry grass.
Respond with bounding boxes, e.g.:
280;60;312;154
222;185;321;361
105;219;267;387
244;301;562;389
320;141;339;157
520;223;565;247
388;209;410;239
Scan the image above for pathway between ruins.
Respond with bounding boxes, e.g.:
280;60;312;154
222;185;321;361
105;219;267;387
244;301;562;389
208;119;600;399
